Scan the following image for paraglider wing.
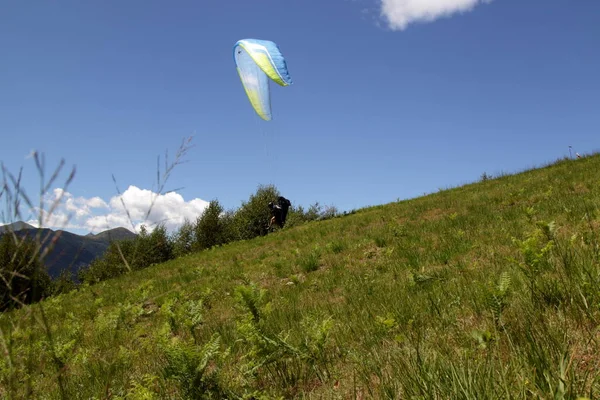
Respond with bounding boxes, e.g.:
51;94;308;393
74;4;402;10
233;39;293;121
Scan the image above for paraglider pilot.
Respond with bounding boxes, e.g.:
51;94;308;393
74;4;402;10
268;196;292;231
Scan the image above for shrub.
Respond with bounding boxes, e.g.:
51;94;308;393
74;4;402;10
286;203;339;228
51;269;77;296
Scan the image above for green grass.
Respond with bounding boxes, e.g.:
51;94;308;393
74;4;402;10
2;155;600;398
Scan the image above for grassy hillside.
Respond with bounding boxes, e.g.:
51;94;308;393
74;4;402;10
2;155;600;399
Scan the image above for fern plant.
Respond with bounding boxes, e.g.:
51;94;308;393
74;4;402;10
234;283;335;394
487;271;512;329
512;220;556;305
162;333;229;399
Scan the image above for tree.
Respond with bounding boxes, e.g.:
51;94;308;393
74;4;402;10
230;185;280;240
194;200;227;251
79;238;136;283
80;224;174;284
172;218;195;258
134;224;174;268
0;233;51;310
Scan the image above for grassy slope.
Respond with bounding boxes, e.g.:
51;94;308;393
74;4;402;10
2;156;600;399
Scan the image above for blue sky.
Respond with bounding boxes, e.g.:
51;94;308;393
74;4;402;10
1;0;599;234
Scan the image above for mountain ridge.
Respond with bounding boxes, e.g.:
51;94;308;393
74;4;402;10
0;223;137;278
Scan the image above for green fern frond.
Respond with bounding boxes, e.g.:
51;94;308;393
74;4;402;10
497;272;511;295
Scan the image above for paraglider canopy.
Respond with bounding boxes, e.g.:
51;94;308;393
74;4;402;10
233;39;293;121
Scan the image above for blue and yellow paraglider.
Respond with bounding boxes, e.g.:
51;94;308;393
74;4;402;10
233;39;293;121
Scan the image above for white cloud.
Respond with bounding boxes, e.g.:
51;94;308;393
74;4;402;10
26;210;80;231
380;0;492;30
23;186;209;234
87;196;110;209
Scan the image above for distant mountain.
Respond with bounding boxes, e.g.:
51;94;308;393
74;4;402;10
0;221;36;232
90;227;138;242
0;223;137;279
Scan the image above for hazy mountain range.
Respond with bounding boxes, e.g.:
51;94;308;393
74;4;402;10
0;222;137;278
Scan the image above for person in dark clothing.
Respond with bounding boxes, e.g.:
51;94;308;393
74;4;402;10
268;196;292;231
